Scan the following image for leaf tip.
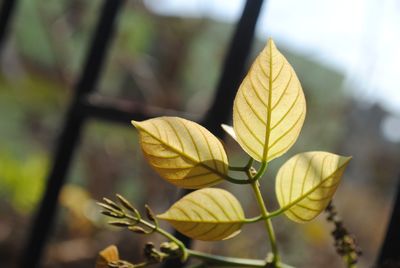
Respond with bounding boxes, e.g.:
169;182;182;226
340;155;353;166
156;212;168;220
131;120;140;128
267;37;276;49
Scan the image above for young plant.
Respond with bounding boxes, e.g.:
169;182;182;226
96;39;360;268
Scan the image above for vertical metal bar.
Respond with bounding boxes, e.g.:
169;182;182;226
162;1;265;267
19;1;124;267
377;178;400;266
0;0;17;49
202;0;265;137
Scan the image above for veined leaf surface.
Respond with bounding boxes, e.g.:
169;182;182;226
233;39;306;162
157;188;245;241
133;117;228;189
275;151;351;223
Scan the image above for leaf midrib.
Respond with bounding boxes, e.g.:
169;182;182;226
157;217;245;224
279;158;350;213
262;40;274;161
136;123;227;179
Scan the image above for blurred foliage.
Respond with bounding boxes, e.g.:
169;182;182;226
0;73;66;212
0;150;47;212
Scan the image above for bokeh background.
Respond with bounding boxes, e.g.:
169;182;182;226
1;0;399;267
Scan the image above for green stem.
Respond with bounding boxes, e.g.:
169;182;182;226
248;161;268;182
243;215;264;223
229;157;255;172
187;249;266;267
223;175;254;184
126;215;188;261
243;207;288;223
188;250;295;268
228;165;248;171
251;181;280;266
227;158;256;183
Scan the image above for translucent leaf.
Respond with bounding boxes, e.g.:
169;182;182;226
96;245;119;268
157;188;245;241
133;117;229;189
233;39;306;162
275;151;351;223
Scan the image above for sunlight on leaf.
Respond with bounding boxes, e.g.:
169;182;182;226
233;39;306;162
275;151;351;223
157;188;244;241
132;117;228;189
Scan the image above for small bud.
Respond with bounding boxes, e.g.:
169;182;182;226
129;226;147;234
144;242;155;255
144;205;156;222
116;194;137;214
98;202;124;215
160;242;180;256
101;210;125;218
249;167;257;177
103;198;123;212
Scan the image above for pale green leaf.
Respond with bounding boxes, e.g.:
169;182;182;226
275;151;351;223
221;124;237;142
233;39;306;162
157;188;245;241
132;117;228;189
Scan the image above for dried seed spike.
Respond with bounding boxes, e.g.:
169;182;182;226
101;210;125;219
144;242;155;255
97;202;123;214
144;204;156;222
116;194;137;214
103;198;123;212
160;242;180;255
108;220;132;227
128;226;147;234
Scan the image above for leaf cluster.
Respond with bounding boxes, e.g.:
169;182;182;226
98;39;358;268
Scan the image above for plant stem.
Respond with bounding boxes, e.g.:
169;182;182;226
188;250;295;268
250;161;268;182
228;166;248;171
125;214;188;261
229;157;255;172
251;181;280;266
187;249;266;267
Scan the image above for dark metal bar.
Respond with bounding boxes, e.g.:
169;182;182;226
81;94;198;124
377;177;400;266
0;0;17;49
19;1;124;267
163;1;265;267
201;0;265;137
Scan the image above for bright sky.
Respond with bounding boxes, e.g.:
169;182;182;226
144;0;400;117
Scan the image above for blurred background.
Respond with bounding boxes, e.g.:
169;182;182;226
0;0;399;267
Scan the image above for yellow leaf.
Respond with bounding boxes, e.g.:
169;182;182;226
96;245;119;268
233;38;306;162
157;188;245;241
275;151;351;223
132;117;228;189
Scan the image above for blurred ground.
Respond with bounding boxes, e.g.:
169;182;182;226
0;1;399;267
